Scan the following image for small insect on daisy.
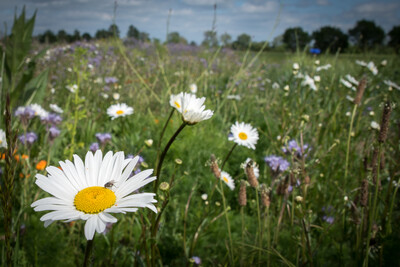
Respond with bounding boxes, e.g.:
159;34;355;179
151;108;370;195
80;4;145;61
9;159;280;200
104;180;117;189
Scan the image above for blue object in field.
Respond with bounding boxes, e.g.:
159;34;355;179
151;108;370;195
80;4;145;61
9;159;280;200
310;48;321;54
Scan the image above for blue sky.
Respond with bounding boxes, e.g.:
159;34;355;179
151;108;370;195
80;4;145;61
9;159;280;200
1;0;399;44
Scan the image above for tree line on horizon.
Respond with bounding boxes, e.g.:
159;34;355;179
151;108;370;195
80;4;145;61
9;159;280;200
35;19;400;54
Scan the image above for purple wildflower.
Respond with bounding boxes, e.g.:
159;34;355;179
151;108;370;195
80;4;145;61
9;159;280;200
89;142;99;153
41;113;62;125
48;126;60;140
104;77;118;84
95;133;112;145
264;155;290;172
19;132;38;145
323;216;334;224
15;106;35;126
190;256;201;265
282;140;310;157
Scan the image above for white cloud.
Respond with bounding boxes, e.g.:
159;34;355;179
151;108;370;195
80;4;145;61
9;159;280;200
241;1;278;13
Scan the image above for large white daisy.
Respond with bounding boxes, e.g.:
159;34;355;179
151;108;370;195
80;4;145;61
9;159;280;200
228;121;259;150
107;103;134;120
179;93;213;125
31;150;157;240
220;171;235;190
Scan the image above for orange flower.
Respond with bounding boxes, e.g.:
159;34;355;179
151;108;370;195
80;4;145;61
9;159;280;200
36;160;47;171
19;173;31;179
154;119;160;124
21;154;29;160
1;153;5;160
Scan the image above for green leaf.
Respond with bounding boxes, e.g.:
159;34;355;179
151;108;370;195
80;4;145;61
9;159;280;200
20;69;49;105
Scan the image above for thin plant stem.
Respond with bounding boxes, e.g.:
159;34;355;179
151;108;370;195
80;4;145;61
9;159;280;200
266;206;271;267
83;236;95;267
219;178;234;264
154;121;187;191
155;108;175;167
344;104;357;183
240;206;245;267
255;188;262;264
221;143;237;171
364;144;382;267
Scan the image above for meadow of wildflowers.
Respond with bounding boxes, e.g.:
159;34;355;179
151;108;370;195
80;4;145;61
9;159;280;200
1;12;400;267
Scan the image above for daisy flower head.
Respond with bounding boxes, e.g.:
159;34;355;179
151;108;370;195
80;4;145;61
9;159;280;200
107;103;134;120
31;150;157;240
220;171;235;190
169;92;184;111
228;121;259;150
189;83;198;94
179;93;213;125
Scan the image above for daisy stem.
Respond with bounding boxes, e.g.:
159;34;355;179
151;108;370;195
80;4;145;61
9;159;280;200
83;235;95;267
240;206;245;267
155;108;175;168
344;104;357;184
154;121;187;191
221;143;237;171
219;178;234;265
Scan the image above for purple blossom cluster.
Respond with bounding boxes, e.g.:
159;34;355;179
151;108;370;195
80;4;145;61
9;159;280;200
264;155;290;173
89;142;99;152
104;76;118;84
15;106;35;126
95;133;112;145
282;140;310;157
41;113;62;141
321;206;335;224
19;132;38;145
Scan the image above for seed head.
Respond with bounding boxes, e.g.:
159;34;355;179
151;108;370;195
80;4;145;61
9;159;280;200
378;101;392;143
354;76;367;106
210;154;221;179
238;180;247;207
245;160;258;188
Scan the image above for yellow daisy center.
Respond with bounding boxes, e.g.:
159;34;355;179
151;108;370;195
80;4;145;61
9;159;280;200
174;101;181;108
74;186;116;214
223;176;229;183
0;140;2;144
238;132;248;140
116;110;124;115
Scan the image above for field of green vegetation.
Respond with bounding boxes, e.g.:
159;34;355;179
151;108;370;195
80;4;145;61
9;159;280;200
1;10;400;267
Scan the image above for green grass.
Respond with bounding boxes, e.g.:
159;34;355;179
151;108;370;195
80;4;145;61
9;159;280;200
1;39;400;266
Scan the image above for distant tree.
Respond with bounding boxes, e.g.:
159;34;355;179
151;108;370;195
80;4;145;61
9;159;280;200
312;26;348;53
167;32;187;44
82;32;92;41
282;27;310;52
127;25;140;39
272;34;284;48
108;24;120;38
232;33;251;50
70;29;81;42
201;30;218;48
220;32;232;47
190;41;197;46
139;32;150;42
388;25;400;53
95;29;110;39
39;30;57;44
57;30;68;43
348;20;385;50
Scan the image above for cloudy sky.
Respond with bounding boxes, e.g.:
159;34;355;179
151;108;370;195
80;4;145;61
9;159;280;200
1;0;399;44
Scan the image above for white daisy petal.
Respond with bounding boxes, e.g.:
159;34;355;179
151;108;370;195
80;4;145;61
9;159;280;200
85;216;97;240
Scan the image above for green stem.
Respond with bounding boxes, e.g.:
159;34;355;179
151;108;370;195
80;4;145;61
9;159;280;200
219;178;234;264
364;144;382;267
154;121;187;191
155;109;175;168
241;206;245;267
344;104;357;184
83;236;95;267
255;188;262;264
221;143;237;171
